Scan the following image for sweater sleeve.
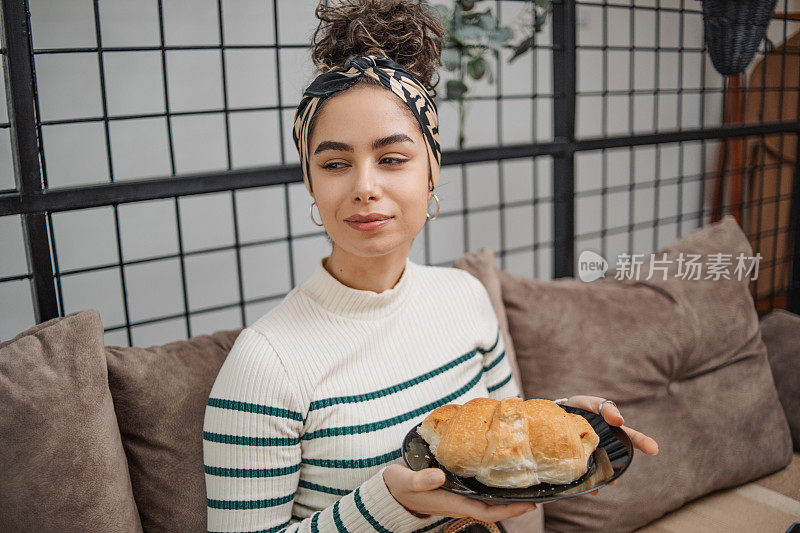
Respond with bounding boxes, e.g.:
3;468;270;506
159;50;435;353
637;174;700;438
480;324;521;400
202;327;449;533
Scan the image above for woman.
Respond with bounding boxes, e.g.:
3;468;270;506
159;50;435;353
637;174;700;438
202;1;659;532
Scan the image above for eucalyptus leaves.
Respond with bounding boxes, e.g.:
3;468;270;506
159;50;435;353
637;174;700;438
421;0;552;144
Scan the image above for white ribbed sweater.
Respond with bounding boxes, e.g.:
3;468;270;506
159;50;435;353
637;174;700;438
202;255;521;533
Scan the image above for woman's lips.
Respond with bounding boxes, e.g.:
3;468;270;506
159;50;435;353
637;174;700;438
345;217;393;231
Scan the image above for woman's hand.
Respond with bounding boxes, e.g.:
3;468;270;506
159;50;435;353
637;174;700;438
563;395;659;496
383;464;537;522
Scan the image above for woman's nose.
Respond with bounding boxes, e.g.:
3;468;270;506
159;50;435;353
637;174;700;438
352;165;380;201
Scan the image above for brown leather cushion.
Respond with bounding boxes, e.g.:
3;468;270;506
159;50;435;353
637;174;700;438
0;310;143;532
760;309;800;451
496;215;793;532
105;327;241;532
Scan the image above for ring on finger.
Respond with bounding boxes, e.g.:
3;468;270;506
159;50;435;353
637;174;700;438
598;399;616;419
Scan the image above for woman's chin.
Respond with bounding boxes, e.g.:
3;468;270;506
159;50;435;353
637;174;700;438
338;234;406;256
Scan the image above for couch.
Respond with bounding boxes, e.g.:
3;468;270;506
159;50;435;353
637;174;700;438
1;215;798;532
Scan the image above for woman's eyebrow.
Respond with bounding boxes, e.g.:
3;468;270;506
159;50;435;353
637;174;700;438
373;133;414;150
313;133;414;155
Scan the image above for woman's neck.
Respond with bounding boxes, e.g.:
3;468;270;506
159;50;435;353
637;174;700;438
323;245;411;294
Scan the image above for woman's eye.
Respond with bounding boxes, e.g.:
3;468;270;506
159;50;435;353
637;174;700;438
323;158;406;169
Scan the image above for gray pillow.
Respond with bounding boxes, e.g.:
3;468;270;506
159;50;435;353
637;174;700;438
0;310;142;532
759;309;800;451
105;327;241;532
497;215;793;532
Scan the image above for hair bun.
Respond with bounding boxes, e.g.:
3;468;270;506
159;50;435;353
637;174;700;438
311;0;445;98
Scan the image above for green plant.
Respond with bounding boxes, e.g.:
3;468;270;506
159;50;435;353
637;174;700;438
422;0;552;146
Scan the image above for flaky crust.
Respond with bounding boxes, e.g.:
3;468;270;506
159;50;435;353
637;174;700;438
416;397;600;487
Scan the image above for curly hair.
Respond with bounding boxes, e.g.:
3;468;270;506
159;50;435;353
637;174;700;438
310;0;445;98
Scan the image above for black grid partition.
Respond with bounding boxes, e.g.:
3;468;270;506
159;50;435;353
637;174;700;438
0;0;799;347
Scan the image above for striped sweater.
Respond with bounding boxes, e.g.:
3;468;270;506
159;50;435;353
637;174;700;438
202;255;522;533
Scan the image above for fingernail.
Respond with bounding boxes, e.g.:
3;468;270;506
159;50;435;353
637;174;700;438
428;471;443;483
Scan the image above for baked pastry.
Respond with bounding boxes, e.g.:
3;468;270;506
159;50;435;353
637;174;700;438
416;397;600;488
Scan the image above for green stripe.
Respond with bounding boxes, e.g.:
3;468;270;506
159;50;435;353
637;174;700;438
207;397;304;422
487;372;513;392
203;431;299;447
353;486;390;532
413;518;454;532
309;348;479;411
483;350;506;372
299;479;351;496
302;448;401;469
204;463;300;478
332;500;349;532
209;520;291;533
309;328;501;411
301;367;484;440
207;492;294;510
484;326;500;353
272;512;450;533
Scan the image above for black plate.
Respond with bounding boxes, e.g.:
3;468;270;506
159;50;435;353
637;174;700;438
401;404;633;503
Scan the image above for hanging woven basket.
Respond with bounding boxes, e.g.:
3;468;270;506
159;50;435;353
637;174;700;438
701;0;778;76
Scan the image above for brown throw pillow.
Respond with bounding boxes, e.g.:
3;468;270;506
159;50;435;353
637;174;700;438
497;215;793;532
0;310;143;532
453;247;524;396
760;309;800;451
105;327;242;532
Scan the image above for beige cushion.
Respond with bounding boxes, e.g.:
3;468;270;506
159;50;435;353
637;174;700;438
0;310;143;532
636;452;800;532
105;327;241;532
760;309;800;451
496;215;793;531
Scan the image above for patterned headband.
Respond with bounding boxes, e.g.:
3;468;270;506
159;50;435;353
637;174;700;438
292;54;441;196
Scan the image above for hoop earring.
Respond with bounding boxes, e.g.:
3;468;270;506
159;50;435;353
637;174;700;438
426;194;440;220
309;201;324;227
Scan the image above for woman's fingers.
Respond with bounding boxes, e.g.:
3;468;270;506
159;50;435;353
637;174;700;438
595;398;624;426
477;501;537;522
464;498;535;522
438;492;536;522
566;396;659;455
387;465;539;520
620;424;659;454
566;395;624;426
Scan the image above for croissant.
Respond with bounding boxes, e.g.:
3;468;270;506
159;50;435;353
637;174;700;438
416;397;600;488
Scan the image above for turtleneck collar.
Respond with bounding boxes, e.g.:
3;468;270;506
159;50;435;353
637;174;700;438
299;256;417;320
